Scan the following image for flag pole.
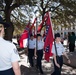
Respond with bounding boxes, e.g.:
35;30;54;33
27;20;30;63
54;39;59;61
36;17;38;55
34;11;38;58
27;20;30;48
54;38;61;72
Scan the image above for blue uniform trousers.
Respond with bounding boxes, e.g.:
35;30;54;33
36;49;43;73
51;55;63;75
28;49;34;67
0;68;15;75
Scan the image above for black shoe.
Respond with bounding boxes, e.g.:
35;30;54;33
40;70;44;74
35;64;38;69
30;64;34;67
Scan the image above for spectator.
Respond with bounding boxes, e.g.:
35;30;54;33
68;32;76;52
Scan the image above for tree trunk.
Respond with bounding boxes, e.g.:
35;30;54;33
4;6;14;41
4;22;14;41
42;8;45;19
41;0;45;20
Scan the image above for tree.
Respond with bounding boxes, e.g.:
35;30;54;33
22;0;76;30
37;0;76;30
4;0;22;41
26;0;76;29
0;0;38;41
0;0;23;41
0;0;76;41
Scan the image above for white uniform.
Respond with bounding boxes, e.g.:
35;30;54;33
0;37;20;71
52;42;65;56
28;39;36;49
37;40;44;50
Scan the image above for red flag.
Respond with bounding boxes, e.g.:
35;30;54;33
30;18;37;32
19;18;37;48
33;26;36;38
37;15;47;32
44;12;54;62
37;20;44;32
19;23;30;48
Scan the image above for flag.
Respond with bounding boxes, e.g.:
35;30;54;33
33;26;36;38
29;18;37;36
19;23;30;48
37;20;44;32
19;18;37;48
30;18;37;32
44;12;54;62
37;15;47;32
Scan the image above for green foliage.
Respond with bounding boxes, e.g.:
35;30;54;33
0;0;76;33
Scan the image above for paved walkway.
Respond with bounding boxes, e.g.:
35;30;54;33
19;50;76;75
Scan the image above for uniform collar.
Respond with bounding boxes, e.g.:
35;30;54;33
0;37;3;40
30;39;33;41
55;41;61;44
38;40;42;42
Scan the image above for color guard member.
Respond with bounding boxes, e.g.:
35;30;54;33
28;34;36;67
36;34;44;74
51;33;71;75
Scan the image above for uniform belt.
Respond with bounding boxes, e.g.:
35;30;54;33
37;49;43;50
56;55;62;57
29;48;34;50
0;68;14;75
0;68;13;72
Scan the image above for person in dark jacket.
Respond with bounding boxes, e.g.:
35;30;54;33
68;32;76;52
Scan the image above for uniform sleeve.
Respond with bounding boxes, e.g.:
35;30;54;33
34;39;36;48
51;45;56;54
42;41;44;48
61;44;65;52
11;44;20;62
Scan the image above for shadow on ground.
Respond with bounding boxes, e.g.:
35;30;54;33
19;48;76;75
20;65;52;75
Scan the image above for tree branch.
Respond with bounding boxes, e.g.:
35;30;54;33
51;4;61;12
15;0;22;5
10;3;20;11
11;14;26;24
5;0;13;6
45;0;50;10
41;0;43;9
